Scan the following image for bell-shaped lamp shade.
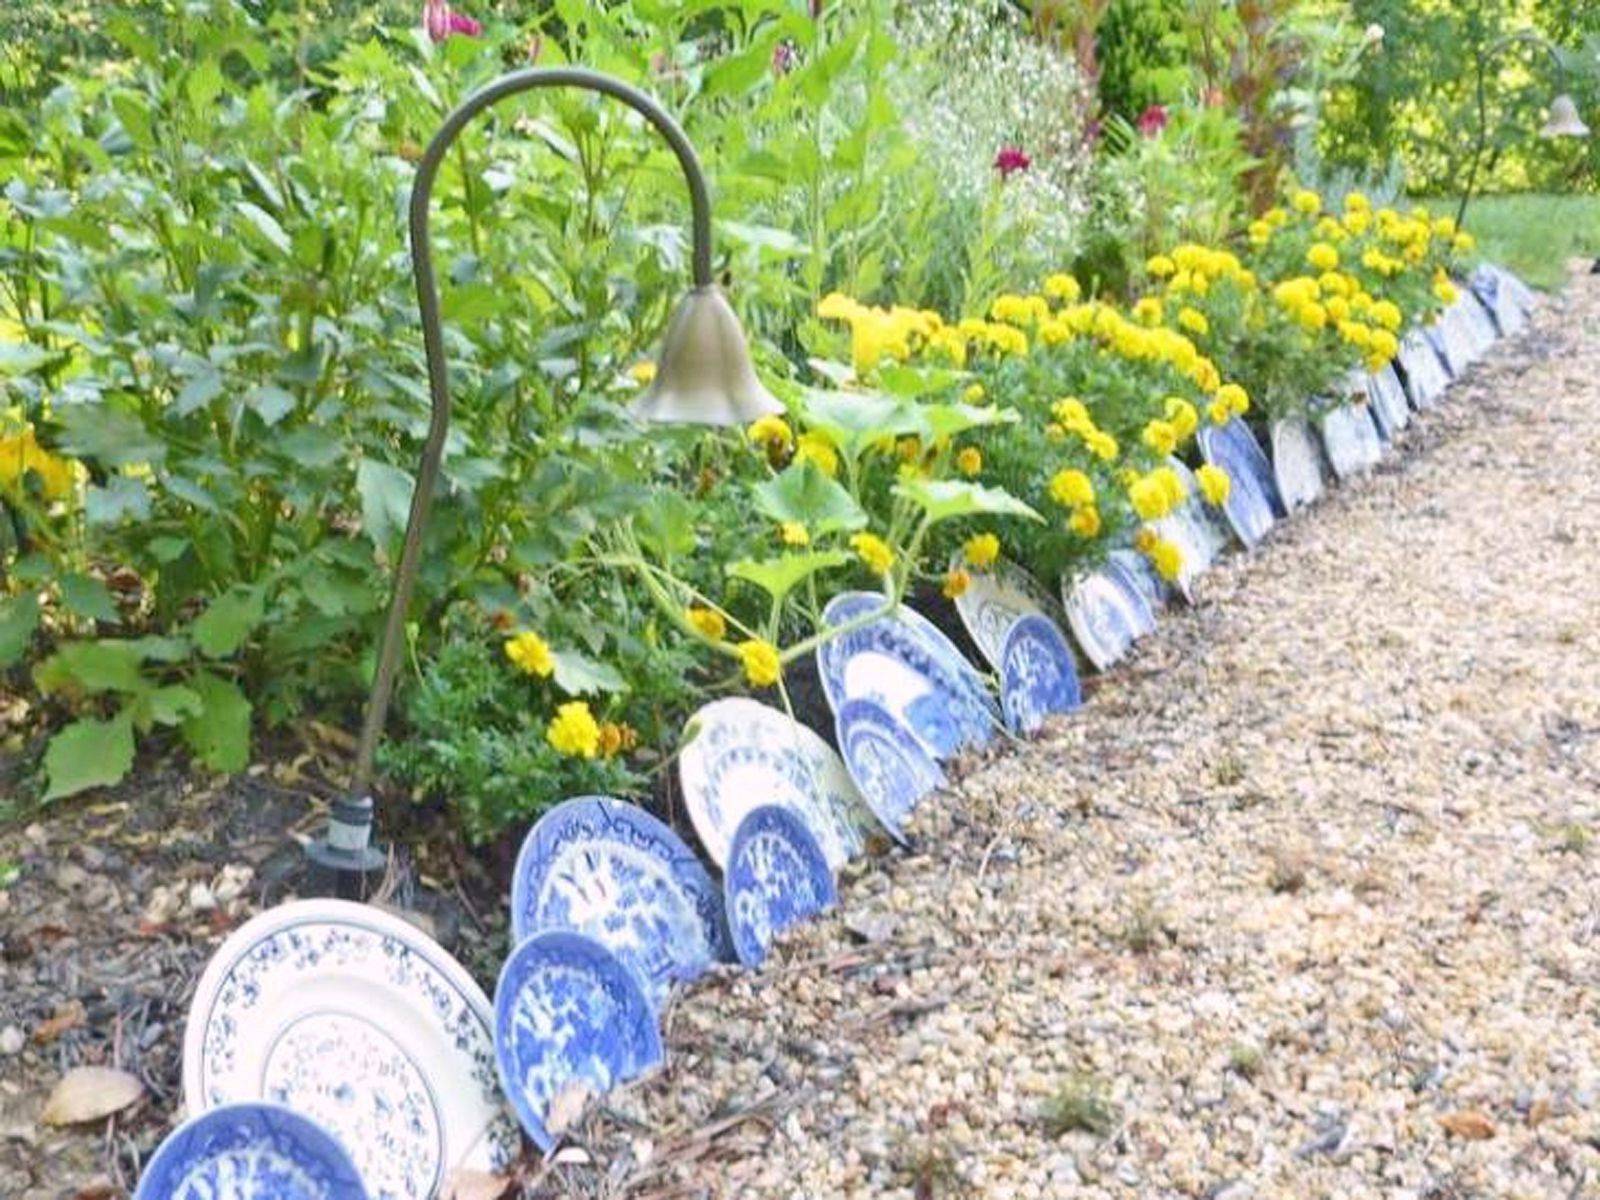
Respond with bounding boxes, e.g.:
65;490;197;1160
1540;94;1591;139
630;286;784;426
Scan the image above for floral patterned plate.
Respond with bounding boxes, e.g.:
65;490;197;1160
1270;414;1328;513
834;697;947;842
724;805;838;967
1107;547;1173;612
509;796;731;1011
493;931;662;1153
1198;422;1278;549
1214;416;1287;518
1318;402;1383;481
949;554;1062;673
679;697;871;871
999;615;1083;736
135;1103;368;1200
1061;567;1156;672
182;900;520;1200
1364;365;1411;440
1397;329;1450;410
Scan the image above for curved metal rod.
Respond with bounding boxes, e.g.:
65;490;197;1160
1457;31;1571;230
350;67;714;796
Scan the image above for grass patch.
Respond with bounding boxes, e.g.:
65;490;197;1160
1040;1074;1119;1138
1422;193;1600;290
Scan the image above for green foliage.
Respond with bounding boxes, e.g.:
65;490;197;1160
1096;0;1190;121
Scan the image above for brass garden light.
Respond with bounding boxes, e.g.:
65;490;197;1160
308;67;782;880
1456;31;1590;231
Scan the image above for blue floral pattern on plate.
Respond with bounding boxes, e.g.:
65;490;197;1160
135;1103;367;1200
493;930;663;1153
1318;402;1382;481
679;697;871;869
1062;567;1156;672
817;592;997;759
724;805;838;967
183;900;519;1200
1214;417;1286;518
1397;329;1450;410
509;797;730;1012
834;697;947;841
949;554;1062;672
999;615;1083;736
1106;548;1171;612
1270;414;1327;514
1199;422;1278;549
1364;365;1410;439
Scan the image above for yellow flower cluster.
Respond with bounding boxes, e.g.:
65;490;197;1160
1208;383;1250;426
1127;465;1187;522
547;700;601;758
747;415;793;453
963;532;1000;569
0;427;78;503
737;639;782;687
1270;268;1402;370
1050;396;1119;462
504;631;554;678
850;531;895;576
794;430;839;476
818;293;1029;375
1158;244;1256;297
1134;526;1184;582
686;607;727;641
1195;464;1231;507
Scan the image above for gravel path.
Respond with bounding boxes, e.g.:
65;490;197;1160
561;272;1600;1200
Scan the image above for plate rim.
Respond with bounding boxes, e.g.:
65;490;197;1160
723;803;839;967
135;1101;369;1200
832;695;946;842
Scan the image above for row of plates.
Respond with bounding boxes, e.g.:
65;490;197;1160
141;266;1532;1198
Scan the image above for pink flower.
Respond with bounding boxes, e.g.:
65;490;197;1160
994;145;1031;180
423;0;480;42
772;42;796;77
1136;104;1169;138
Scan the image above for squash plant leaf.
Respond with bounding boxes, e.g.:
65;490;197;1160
752;462;867;536
727;550;851;604
892;478;1042;525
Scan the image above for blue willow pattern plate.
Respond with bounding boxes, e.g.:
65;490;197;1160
182;900;519;1200
678;697;869;870
1270;414;1327;514
1214;416;1287;518
1365;365;1410;439
135;1103;367;1200
1160;456;1232;574
999;615;1083;736
1061;567;1156;672
1199;422;1277;549
724;805;839;968
509;797;730;1012
1398;329;1450;410
1318;402;1382;481
1107;548;1172;612
834;698;947;842
949;554;1062;672
493;931;663;1153
817;592;997;758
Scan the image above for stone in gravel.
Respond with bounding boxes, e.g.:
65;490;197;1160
186;881;217;913
0;1027;22;1056
39;1067;144;1126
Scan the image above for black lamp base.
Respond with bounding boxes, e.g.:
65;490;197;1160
305;795;388;897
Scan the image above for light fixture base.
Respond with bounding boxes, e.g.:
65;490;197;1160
305;795;388;880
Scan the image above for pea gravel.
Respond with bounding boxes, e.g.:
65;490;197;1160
544;271;1600;1200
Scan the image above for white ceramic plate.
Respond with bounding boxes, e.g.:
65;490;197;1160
1271;414;1328;512
949;555;1061;674
183;900;520;1200
1319;403;1382;481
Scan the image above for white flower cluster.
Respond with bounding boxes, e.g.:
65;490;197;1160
890;0;1096;271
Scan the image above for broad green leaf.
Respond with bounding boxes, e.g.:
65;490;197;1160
60;574;118;623
175;369;224;416
797;388;925;455
126;635;190;663
181;673;251;773
632;489;697;559
0;594;39;667
43;712;135;801
0;342;51;376
85;477;152;526
551;650;627;697
356;460;415;555
192;587;265;659
920;401;1019;443
56;405;166;468
132;684;202;730
751;462;867;536
727;550;851;602
874;364;971;398
34;641;145;696
236;201;291;255
892;478;1042;525
245;385;296;426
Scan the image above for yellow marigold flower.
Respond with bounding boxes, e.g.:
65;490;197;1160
1049;468;1095;509
1207;399;1231;425
1297;302;1328;331
942;568;971;599
1153;465;1185;509
1216;383;1250;416
850;531;894;576
1164;397;1199;441
794;431;839;477
963;532;1000;568
1370;300;1401;332
1128;474;1174;521
1177;307;1209;337
780;521;810;546
1132;296;1164;326
1343;209;1372;236
1307;242;1340;272
597;721;638;758
963;383;987;404
1433;278;1458;304
747;415;793;451
1084;429;1119;462
817;292;864;321
1248;219;1272;247
1266;206;1289;227
1452;231;1476;253
547;700;602;758
1146;254;1176;278
628;360;657;386
504;631;555;678
851;316;888;376
1432;216;1457;238
1053;397;1092;428
1044;273;1081;302
1143;535;1184;582
1196;463;1231;506
1325;295;1351;322
1292;188;1322;215
1345;191;1370;213
1141;419;1178;456
956;446;983;477
736;639;782;688
686;607;727;641
1069;504;1101;538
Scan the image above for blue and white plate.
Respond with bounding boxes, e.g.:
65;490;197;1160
1107;547;1172;612
510;797;730;1011
1398;329;1449;410
723;805;838;967
1158;456;1232;583
1318;401;1383;481
950;554;1063;673
1214;417;1287;518
1270;414;1328;513
999;615;1083;736
182;901;520;1200
1457;292;1498;359
1062;567;1156;672
679;697;870;870
493;930;663;1153
817;592;997;759
834;697;947;841
1473;262;1534;336
1365;365;1410;439
135;1104;367;1200
1425;310;1469;377
1198;422;1278;549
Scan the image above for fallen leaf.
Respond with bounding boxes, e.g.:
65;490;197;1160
32;1000;86;1045
1438;1109;1496;1140
442;1169;512;1200
40;1067;144;1126
544;1078;595;1136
